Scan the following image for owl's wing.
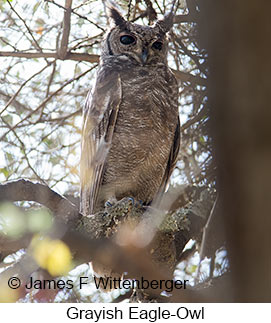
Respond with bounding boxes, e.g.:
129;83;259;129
80;69;122;215
158;117;181;197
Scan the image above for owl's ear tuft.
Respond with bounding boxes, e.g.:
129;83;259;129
108;6;127;29
154;0;176;33
154;13;174;34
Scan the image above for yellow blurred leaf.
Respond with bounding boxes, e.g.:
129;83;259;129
0;283;19;303
47;240;72;276
32;236;72;276
32;236;52;269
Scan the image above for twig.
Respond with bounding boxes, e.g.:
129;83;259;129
172;69;207;85
173;35;207;76
174;14;198;24
127;0;132;21
180;105;208;132
45;61;57;97
0;65;98;142
0;61;54;116
44;0;105;32
196;195;219;281
0;90;29;112
0;116;46;184
7;1;45;55
41;109;81;123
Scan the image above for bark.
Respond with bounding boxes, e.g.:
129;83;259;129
200;1;271;302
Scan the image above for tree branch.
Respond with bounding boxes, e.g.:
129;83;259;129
0;51;99;63
0;179;79;224
58;0;72;60
0;65;97;142
0;179;224;302
174;14;199;24
44;0;105;32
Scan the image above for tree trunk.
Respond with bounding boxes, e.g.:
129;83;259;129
200;1;271;301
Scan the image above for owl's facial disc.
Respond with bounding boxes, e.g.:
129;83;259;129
116;29;166;65
106;6;172;65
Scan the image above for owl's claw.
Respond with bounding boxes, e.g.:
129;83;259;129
127;197;144;208
105;197;144;210
136;199;144;207
127;197;135;205
105;201;113;208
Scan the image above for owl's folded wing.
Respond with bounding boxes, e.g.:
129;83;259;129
157;116;180;201
80;69;122;215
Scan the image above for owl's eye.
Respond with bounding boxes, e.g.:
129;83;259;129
152;41;163;50
120;35;136;45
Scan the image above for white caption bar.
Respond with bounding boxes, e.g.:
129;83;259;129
1;303;270;323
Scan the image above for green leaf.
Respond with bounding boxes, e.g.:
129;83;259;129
2;114;13;125
0;167;9;178
0;203;27;238
199;136;205;144
187;264;198;274
33;2;41;14
27;208;53;233
6;152;14;164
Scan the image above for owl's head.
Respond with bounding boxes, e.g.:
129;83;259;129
102;6;174;66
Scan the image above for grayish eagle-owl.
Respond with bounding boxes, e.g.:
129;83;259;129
80;5;180;218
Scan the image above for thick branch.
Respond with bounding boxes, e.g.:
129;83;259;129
0;180;210;267
172;69;207;86
58;0;72;59
0;179;79;224
0;51;99;63
0;180;218;302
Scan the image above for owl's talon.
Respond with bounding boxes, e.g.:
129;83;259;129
137;200;144;207
127;197;135;205
105;201;113;208
126;197;145;208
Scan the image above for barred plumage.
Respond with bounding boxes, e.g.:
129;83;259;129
80;5;180;280
81;6;180;216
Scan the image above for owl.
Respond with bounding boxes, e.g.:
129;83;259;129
80;5;180;218
80;3;180;282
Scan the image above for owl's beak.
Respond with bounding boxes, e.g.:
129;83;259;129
141;47;149;64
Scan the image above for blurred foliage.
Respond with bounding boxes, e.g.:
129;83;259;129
0;203;53;237
31;236;72;276
0;282;20;303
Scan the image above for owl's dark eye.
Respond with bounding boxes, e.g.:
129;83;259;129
152;41;163;50
120;35;136;45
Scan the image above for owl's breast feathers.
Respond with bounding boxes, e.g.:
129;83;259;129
80;57;180;214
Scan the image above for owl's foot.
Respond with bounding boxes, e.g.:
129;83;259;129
104;197;117;208
105;197;144;209
105;201;113;208
127;197;144;208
